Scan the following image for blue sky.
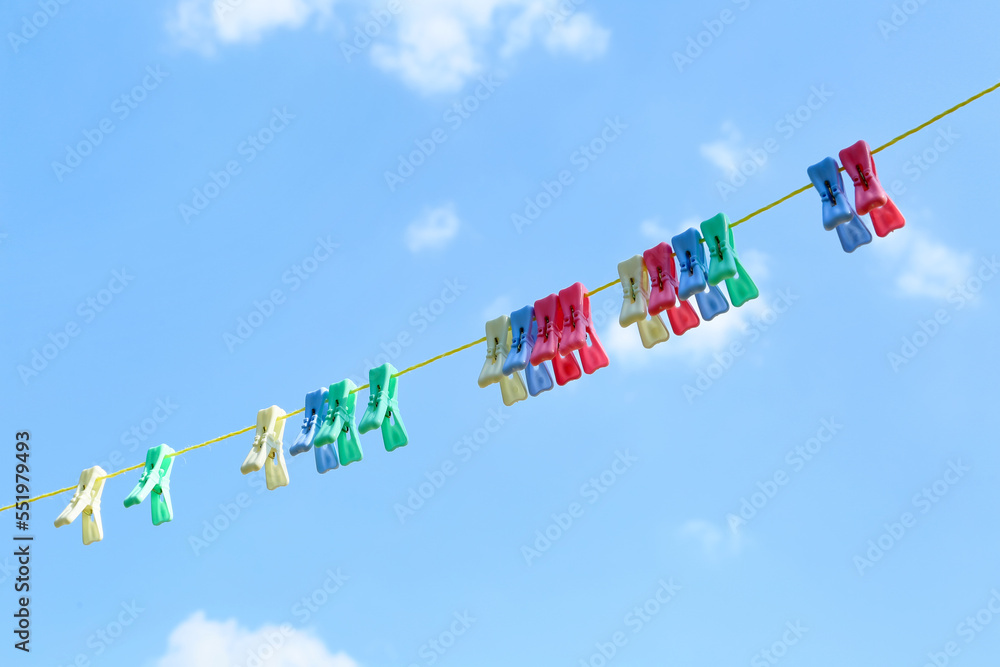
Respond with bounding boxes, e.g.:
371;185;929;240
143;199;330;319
3;0;1000;665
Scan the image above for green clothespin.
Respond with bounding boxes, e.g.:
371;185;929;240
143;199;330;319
700;213;759;307
123;444;174;526
315;379;363;468
359;364;408;452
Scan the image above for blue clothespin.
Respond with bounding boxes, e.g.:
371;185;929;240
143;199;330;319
672;227;729;320
289;387;329;457
807;157;873;253
671;228;709;301
504;305;553;397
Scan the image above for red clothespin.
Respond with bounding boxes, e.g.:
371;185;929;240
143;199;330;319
839;140;905;237
643;242;700;336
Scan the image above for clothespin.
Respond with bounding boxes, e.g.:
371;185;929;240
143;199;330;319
289;387;329;457
617;255;669;349
123;444;174;526
806;157;873;253
504;305;553;397
839;140;906;237
642;242;700;336
240;406;289;490
672;228;730;321
558;283;610;375
479;315;528;406
314;380;362;469
359;364;408;451
700;213;759;307
54;466;107;545
530;293;582;386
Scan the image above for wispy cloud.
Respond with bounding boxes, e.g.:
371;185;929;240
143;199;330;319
481;295;514;322
154;612;357;667
677;519;742;559
699;121;743;175
873;227;973;300
405;204;461;253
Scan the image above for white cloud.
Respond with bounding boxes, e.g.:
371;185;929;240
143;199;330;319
699;121;743;175
168;0;335;54
371;0;610;94
405;204;461;253
873;228;973;300
481;295;514;322
154;612;357;667
677;519;741;559
638;217;701;242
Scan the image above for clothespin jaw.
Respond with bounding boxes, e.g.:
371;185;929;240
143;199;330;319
525;359;553;396
869;197;906;238
290;388;328;457
694;284;730;321
643;243;678;316
54;466;107;545
359;364;408;451
700;214;738;285
807;158;855;230
836;214;873;253
839;140;888;215
263;406;289;491
124;445;175;526
558;283;609;375
671;229;709;301
666;299;700;336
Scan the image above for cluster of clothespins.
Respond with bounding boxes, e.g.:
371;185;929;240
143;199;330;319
50;137;909;547
807;139;906;251
52;363;408;545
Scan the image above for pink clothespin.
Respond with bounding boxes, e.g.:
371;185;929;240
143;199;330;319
642;242;700;336
530;293;582;386
839;140;906;237
557;283;609;376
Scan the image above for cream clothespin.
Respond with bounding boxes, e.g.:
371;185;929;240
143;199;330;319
478;315;527;406
54;466;107;545
618;255;670;349
241;406;289;490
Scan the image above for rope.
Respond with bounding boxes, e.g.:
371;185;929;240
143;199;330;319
5;80;997;515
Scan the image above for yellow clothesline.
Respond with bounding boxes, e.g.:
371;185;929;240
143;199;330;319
6;79;999;515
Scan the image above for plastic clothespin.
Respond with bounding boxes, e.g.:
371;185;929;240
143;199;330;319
530;293;582;386
124;444;174;526
289;387;329;457
807;157;873;253
839;140;905;237
315;380;362;469
558;283;610;375
504;305;553;397
700;213;759;307
54;466;107;545
240;406;289;490
617;255;669;349
478;315;528;406
642;243;700;336
359;364;408;452
672;228;730;321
